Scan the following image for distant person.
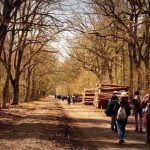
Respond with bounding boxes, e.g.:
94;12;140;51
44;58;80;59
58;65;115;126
113;95;131;144
57;95;61;100
108;91;119;131
145;103;150;144
67;96;71;105
133;91;143;132
141;94;150;112
72;96;76;104
61;95;64;101
141;94;150;144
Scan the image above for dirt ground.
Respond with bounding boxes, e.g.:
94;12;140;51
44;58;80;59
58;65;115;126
57;100;150;150
0;97;150;150
0;97;72;150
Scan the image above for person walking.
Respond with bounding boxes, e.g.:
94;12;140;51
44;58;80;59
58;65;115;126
72;95;76;104
133;91;143;132
67;96;71;105
108;91;119;131
113;95;131;144
142;94;150;144
146;103;150;144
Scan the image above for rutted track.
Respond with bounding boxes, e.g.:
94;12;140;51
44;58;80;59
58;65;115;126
58;100;150;150
0;97;150;150
0;97;74;150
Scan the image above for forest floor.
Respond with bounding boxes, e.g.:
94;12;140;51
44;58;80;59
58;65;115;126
0;97;150;150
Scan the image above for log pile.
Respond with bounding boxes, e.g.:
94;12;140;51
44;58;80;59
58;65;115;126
99;84;129;93
94;84;129;109
75;94;83;102
83;89;95;105
94;92;112;109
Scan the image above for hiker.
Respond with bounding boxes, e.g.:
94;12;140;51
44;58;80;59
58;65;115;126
141;94;150;112
113;95;131;144
133;91;143;132
141;94;150;144
72;96;76;104
62;96;65;101
108;91;119;131
67;96;71;105
145;103;150;144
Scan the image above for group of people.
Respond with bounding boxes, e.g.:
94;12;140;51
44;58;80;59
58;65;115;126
105;91;150;144
55;95;76;105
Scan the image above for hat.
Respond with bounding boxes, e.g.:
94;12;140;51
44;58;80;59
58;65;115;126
113;91;118;94
144;94;149;98
121;92;128;97
143;94;150;102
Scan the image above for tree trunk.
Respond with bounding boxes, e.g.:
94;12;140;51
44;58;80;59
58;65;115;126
11;47;23;105
30;69;36;100
106;61;113;84
0;0;24;56
114;55;118;84
2;76;9;108
122;46;126;85
0;24;8;57
11;77;20;105
97;74;102;84
108;68;113;84
145;61;150;92
25;69;31;102
143;13;150;93
2;44;12;107
129;46;134;100
136;64;142;91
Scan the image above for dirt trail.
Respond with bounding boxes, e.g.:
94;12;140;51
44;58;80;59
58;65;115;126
58;100;150;150
0;97;150;150
0;97;72;150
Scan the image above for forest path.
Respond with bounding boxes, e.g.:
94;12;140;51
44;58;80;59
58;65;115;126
58;100;150;150
0;97;72;150
0;97;150;150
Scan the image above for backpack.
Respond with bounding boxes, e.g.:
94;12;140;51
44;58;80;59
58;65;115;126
105;99;117;117
105;105;112;116
117;107;127;120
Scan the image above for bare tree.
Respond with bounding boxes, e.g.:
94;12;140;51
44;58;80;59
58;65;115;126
0;0;65;106
89;0;150;93
0;0;25;57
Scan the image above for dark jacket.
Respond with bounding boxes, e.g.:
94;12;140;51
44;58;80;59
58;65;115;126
133;97;142;114
113;100;131;122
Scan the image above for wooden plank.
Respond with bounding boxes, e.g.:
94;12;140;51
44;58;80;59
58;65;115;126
100;87;129;92
84;98;94;101
101;84;129;88
85;94;95;96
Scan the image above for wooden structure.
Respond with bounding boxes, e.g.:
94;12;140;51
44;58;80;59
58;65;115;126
94;84;129;109
74;94;83;102
82;88;95;105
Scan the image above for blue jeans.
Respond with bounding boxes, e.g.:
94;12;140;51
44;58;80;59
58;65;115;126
135;112;142;129
111;115;116;130
116;121;126;140
146;113;150;143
